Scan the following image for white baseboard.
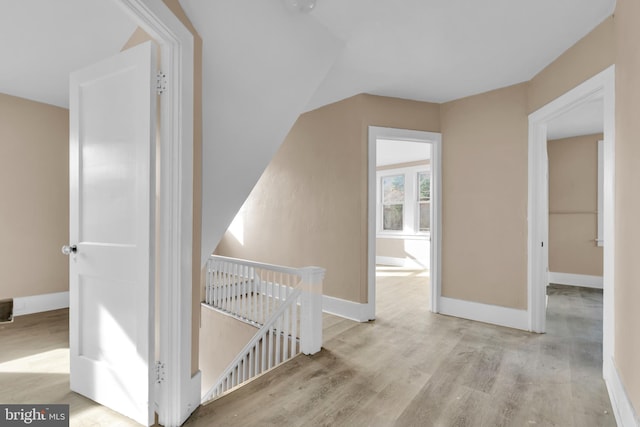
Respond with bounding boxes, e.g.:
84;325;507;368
376;256;427;269
605;357;640;427
322;295;371;323
438;296;528;331
13;291;69;316
548;272;603;289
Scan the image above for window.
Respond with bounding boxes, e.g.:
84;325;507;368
382;175;405;231
377;166;430;236
417;172;430;232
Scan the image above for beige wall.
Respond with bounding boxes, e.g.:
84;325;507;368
216;96;365;302
527;17;615;113
0;93;69;299
547;134;603;277
199;306;257;395
440;83;529;309
376;238;429;268
614;0;640;413
216;94;440;303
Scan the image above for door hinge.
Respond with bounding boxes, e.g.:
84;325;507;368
156;71;167;95
155;361;166;384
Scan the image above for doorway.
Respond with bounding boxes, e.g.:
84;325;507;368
546;97;604;291
527;66;615;372
366;126;442;320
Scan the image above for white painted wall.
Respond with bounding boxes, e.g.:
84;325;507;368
179;0;343;266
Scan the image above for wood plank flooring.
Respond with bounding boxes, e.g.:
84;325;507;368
0;268;615;426
187;268;615;427
0;309;139;426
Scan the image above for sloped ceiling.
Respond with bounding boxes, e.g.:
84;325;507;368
304;0;616;110
179;0;615;262
0;1;615;112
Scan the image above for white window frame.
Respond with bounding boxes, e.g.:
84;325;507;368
376;164;430;239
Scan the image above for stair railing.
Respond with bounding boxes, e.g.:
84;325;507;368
202;255;324;403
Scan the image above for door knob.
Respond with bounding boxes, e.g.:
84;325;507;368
61;245;77;255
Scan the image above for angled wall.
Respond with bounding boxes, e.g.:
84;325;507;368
215;94;440;304
178;0;345;269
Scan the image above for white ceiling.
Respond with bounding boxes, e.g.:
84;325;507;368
0;0;615;111
377;139;430;167
304;0;616;110
547;97;604;140
0;0;136;108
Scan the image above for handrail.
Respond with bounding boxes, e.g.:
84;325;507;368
210;255;307;276
202;255;325;403
201;286;303;402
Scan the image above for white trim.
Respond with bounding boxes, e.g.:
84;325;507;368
439;297;529;331
527;66;615;382
604;357;640;427
322;295;371;323
368;127;442;321
13;292;69;316
376;256;427;269
597;139;604;247
547;272;603;289
115;2;198;426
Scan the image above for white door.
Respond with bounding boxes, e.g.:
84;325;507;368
66;41;157;426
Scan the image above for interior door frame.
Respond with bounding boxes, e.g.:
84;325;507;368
367;126;442;320
527;66;615;370
114;2;199;425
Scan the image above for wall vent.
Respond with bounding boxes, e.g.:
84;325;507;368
0;298;13;323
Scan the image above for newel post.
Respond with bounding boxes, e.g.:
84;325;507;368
300;266;325;355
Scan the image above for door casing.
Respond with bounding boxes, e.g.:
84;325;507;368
112;2;199;425
527;66;615;375
367;126;443;320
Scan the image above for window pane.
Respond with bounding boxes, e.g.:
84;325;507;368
419;202;430;232
418;172;430;201
383;205;403;231
382;175;404;204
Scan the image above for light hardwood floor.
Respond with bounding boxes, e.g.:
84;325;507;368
0;309;139;426
187;267;615;426
0;268;614;426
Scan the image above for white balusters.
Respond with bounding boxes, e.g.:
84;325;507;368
202;255;325;403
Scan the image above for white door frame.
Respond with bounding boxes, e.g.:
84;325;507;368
528;66;615;368
114;2;199;425
367;126;442;320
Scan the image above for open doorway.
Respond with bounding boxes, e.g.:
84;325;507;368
544;95;606;369
366;127;442;320
528;66;615;377
375;138;431;314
